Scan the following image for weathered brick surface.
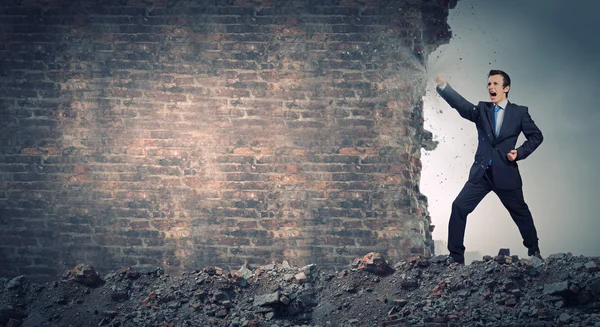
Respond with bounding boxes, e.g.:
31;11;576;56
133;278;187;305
0;0;456;280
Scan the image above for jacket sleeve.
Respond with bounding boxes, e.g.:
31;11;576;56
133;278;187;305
436;83;479;123
516;107;543;161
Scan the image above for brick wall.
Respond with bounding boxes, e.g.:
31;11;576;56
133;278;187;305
0;0;456;281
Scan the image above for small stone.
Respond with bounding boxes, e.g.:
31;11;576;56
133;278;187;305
260;264;276;271
66;264;102;286
294;272;307;283
297;292;317;307
303;264;316;274
279;295;290;305
588;278;600;296
530;256;545;268
536;308;551;320
393;298;408;307
510;289;523;297
203;266;223;276
585;261;599;272
239;266;254;280
352;252;391;274
569;284;581;294
558;312;571;323
550;253;568;260
430;255;448;263
254;292;280;307
214;291;227;301
505;297;517;306
400;279;418;290
480;289;491;300
416;259;430;268
6;276;27;290
543;281;569;296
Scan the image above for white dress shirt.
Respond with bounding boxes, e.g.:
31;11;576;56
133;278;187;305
494;98;508;136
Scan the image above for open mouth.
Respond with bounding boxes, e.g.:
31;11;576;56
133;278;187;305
489;91;497;97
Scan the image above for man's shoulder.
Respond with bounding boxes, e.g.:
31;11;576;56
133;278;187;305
477;101;492;108
507;102;529;112
509;102;529;115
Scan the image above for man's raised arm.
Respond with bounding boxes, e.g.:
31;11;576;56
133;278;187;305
435;74;479;123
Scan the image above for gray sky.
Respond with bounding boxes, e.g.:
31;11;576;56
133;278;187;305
422;0;600;259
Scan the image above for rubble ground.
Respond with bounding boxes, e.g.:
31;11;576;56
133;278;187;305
1;252;600;327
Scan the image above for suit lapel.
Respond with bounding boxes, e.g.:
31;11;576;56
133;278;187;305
485;103;496;143
496;102;513;140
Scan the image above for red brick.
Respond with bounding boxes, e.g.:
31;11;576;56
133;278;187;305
130;221;150;229
72;165;88;174
285;165;299;174
237;220;258;229
343;220;363;229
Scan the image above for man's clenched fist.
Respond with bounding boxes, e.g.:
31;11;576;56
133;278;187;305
507;150;518;161
435;73;446;87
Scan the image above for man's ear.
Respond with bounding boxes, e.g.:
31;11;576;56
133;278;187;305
504;85;510;94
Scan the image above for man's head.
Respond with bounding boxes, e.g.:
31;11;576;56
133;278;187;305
487;70;511;104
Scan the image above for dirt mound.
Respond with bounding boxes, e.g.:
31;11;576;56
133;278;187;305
1;252;600;327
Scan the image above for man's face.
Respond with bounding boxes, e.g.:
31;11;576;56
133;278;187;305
487;74;509;104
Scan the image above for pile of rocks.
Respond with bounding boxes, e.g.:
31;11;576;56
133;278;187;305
0;251;599;327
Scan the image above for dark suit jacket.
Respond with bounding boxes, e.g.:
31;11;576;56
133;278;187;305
437;83;543;190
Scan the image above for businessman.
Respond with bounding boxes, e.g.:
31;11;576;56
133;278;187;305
435;70;543;264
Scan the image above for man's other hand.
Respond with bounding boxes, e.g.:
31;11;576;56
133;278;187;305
434;74;446;88
507;150;517;161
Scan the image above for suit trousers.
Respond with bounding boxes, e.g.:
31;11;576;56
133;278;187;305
448;166;539;264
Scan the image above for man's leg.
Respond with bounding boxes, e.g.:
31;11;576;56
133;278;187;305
495;187;540;254
448;171;493;264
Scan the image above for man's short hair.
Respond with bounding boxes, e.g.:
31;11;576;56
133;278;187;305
488;69;511;97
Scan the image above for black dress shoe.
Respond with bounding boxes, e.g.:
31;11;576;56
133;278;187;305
446;256;465;265
528;247;543;260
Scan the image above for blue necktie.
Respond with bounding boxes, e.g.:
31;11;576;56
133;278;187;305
488;105;502;166
494;105;502;136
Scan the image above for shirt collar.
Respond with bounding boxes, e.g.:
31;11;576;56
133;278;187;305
496;99;509;110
